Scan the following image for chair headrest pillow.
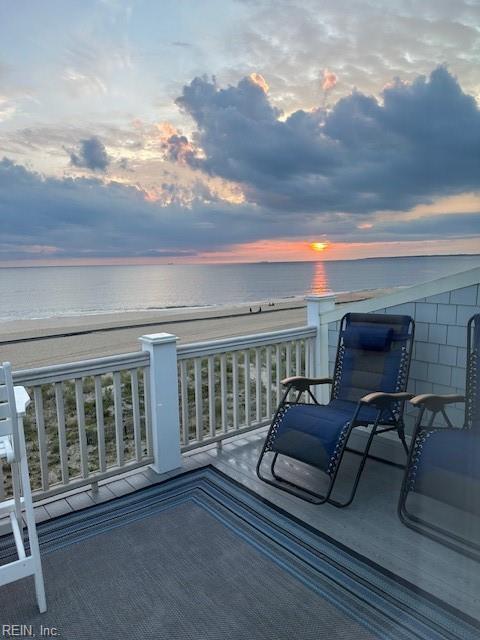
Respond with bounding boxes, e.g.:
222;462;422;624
342;325;394;352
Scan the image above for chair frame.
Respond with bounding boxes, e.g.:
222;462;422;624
257;313;414;507
0;362;46;612
398;314;480;559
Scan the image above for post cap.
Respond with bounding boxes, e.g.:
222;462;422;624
139;332;178;346
304;293;336;303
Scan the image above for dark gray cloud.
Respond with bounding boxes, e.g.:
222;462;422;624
0;158;291;259
0;154;478;260
70;136;110;172
175;67;480;215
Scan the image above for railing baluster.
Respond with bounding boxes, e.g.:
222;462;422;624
54;382;69;484
0;462;5;500
255;348;261;423
266;345;272;419
232;351;239;429
179;360;189;446
33;386;49;491
112;372;124;467
143;366;152;456
130;369;142;462
220;353;227;433
194;358;203;442
75;378;89;478
275;344;281;406
207;356;215;437
295;340;301;375
305;338;310;377
286;342;292;377
244;350;250;426
94;376;106;472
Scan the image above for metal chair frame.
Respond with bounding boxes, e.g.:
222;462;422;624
257;313;415;507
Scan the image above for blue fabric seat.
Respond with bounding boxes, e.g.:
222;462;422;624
414;428;480;483
271;401;379;474
411;429;480;515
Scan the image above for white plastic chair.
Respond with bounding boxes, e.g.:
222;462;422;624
0;362;46;612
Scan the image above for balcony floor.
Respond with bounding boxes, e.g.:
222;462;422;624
8;428;480;623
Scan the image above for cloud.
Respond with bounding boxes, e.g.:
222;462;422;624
2;67;480;261
1;150;478;262
228;0;480;114
0;96;15;122
322;69;337;92
249;73;269;93
0;157;296;259
70;137;110;172
175;67;480;215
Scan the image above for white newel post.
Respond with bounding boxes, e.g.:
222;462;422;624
139;333;182;474
305;294;336;404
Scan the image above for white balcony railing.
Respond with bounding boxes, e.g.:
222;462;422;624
1;294;336;501
8;352;153;500
177;326;317;451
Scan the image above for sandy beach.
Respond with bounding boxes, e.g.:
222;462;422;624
0;288;394;369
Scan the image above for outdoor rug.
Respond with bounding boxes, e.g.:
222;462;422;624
0;466;478;640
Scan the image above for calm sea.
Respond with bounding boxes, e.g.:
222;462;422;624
0;255;479;322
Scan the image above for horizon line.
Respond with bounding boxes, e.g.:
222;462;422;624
1;252;479;269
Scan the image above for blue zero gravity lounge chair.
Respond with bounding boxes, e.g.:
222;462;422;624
398;314;480;558
257;312;414;506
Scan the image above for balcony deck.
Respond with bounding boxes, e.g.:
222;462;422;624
19;427;480;623
3;269;480;630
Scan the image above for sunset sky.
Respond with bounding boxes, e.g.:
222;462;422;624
1;0;479;264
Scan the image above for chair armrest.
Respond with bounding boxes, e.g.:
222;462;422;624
281;376;332;391
14;386;30;416
409;394;465;412
360;392;413;408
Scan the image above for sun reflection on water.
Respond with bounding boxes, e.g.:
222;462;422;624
310;261;329;294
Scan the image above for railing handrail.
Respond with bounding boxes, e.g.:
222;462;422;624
177;325;316;359
13;351;150;386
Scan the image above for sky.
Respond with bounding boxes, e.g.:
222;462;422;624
0;0;479;265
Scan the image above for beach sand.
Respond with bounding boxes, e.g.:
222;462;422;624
0;288;395;369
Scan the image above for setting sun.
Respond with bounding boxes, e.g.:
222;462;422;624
310;241;329;253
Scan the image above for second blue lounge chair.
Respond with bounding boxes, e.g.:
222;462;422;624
398;314;480;558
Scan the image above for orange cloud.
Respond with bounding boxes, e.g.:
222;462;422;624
155;122;178;141
194;239;330;263
322;69;337;92
249;73;269;93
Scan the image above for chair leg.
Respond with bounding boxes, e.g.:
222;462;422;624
260;453;332;504
11;460;23;532
18;423;47;614
398;491;480;561
397;419;409;455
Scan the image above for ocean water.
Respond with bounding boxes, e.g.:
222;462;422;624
0;255;479;322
